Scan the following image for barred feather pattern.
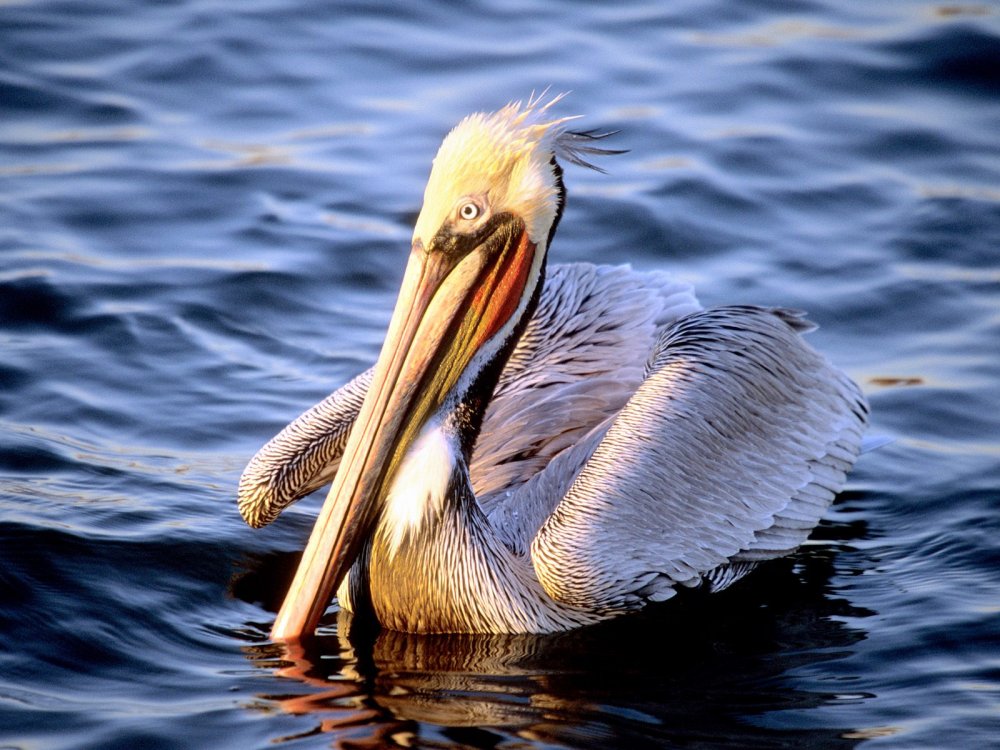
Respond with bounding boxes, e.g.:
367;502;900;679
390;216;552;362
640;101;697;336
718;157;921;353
237;369;370;528
529;306;868;614
356;305;867;632
237;262;700;529
240;299;867;633
368;459;603;634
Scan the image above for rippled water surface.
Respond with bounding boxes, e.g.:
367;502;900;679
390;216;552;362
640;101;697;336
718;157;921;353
2;1;999;748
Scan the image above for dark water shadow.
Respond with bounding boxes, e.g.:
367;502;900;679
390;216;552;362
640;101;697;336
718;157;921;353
233;524;875;749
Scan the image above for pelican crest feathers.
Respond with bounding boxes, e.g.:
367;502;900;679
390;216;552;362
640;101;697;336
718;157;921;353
414;94;623;247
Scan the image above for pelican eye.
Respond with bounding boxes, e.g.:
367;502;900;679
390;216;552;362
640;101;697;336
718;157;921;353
459;202;481;221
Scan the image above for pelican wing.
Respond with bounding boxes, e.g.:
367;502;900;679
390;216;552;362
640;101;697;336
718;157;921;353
473;263;700;504
530;306;868;612
238;368;371;528
238;263;700;528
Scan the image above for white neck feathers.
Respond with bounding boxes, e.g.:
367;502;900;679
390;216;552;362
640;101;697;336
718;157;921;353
380;417;457;558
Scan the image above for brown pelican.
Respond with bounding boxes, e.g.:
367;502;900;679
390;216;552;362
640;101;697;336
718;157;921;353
239;96;868;640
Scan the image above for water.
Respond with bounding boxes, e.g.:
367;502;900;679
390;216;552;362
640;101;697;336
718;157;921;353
1;0;998;747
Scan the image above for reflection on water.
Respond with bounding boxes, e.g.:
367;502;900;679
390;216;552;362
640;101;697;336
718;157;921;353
237;539;872;748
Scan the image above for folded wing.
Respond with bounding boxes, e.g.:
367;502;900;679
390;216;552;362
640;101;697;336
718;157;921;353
530;306;868;612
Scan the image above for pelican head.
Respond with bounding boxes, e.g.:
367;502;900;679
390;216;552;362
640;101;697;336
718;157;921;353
270;97;619;640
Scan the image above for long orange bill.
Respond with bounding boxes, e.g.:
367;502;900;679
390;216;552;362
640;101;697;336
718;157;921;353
270;215;536;641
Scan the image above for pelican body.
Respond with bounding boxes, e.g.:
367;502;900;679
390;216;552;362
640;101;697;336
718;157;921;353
239;98;868;639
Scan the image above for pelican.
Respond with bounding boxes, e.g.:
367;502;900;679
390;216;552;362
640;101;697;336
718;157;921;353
239;96;868;639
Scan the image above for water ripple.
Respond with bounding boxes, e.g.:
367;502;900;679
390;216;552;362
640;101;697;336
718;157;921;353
1;0;997;748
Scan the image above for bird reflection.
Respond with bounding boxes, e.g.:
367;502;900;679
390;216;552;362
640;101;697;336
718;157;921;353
235;530;875;749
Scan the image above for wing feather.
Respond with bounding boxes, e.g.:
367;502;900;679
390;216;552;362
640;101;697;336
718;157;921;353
530;306;868;612
474;263;700;504
237;263;700;527
237;368;371;527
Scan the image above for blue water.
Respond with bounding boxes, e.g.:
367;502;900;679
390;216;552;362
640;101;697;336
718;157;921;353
2;1;999;747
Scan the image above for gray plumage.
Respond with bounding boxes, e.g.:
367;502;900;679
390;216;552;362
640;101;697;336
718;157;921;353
530;305;867;614
239;263;867;633
239;263;699;528
239;369;370;528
